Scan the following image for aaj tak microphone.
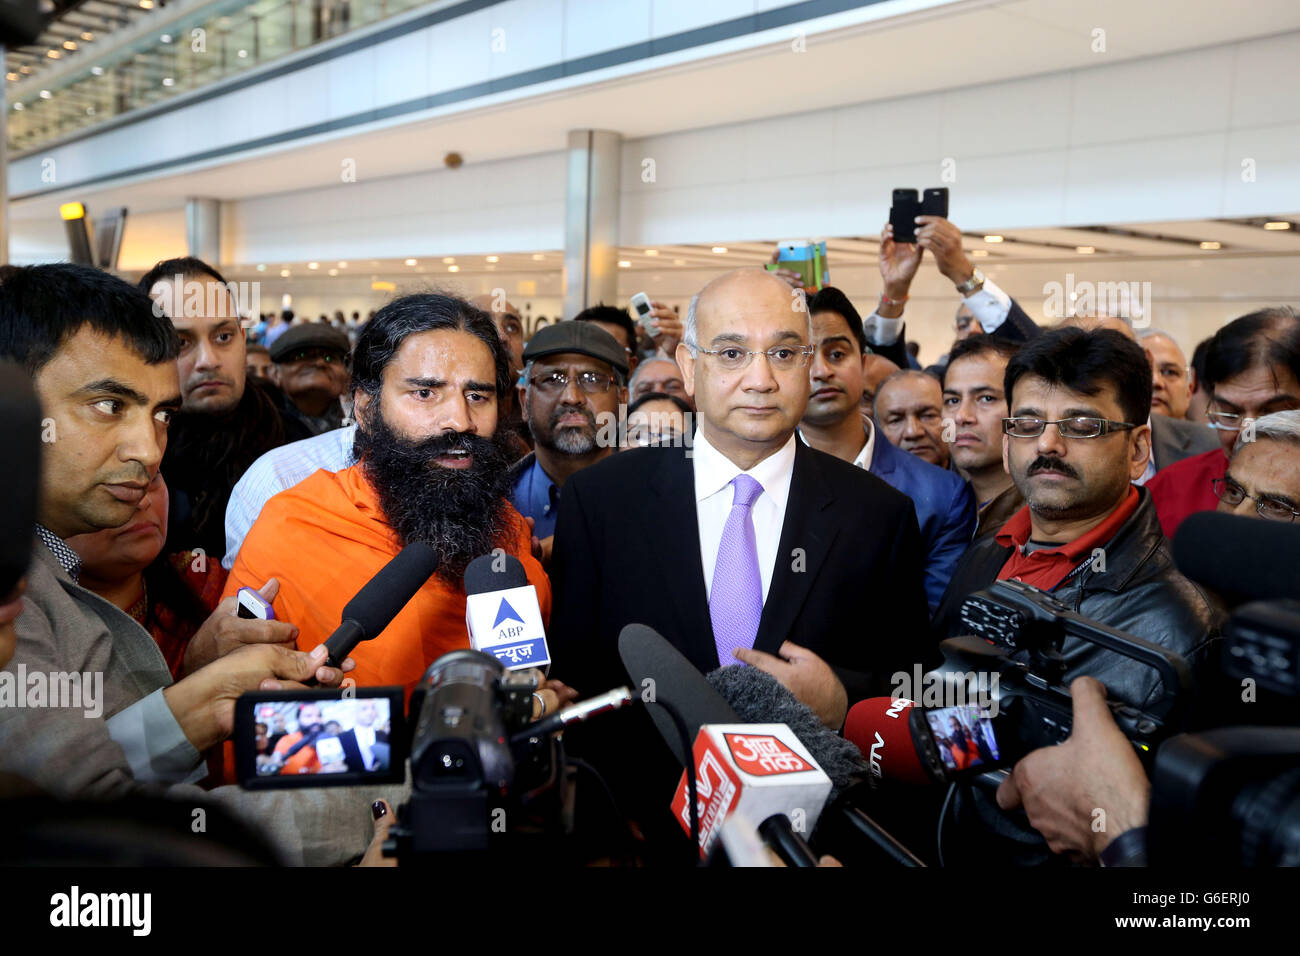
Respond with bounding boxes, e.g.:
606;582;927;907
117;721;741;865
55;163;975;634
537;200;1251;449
463;553;550;671
618;623;830;864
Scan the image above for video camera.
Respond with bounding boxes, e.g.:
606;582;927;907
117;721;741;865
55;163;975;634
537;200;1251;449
235;649;634;864
908;579;1193;783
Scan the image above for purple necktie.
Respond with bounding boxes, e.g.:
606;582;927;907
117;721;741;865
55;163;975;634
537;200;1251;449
710;474;765;667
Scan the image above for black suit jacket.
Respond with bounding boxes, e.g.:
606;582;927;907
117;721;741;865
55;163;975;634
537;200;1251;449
549;440;931;707
878;297;1038;371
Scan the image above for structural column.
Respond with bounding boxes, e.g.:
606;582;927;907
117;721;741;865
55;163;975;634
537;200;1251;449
562;130;621;320
185;197;222;264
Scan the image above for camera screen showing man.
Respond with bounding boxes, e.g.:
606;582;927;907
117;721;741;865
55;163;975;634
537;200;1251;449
258;698;392;776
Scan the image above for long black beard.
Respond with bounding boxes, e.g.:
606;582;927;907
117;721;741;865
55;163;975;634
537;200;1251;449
354;407;518;583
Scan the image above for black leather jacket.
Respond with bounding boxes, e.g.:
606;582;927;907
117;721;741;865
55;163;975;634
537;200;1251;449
933;487;1224;713
929;488;1226;867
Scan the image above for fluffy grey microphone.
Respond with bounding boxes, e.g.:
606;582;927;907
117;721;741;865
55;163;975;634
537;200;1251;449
706;665;868;797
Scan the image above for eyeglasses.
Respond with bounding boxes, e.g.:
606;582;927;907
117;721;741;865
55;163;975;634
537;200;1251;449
529;370;616;394
1002;417;1138;439
1212;477;1300;522
687;343;814;371
1206;401;1249;430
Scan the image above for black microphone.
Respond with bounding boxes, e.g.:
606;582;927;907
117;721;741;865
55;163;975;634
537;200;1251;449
321;541;441;669
617;623;738;766
1173;511;1300;603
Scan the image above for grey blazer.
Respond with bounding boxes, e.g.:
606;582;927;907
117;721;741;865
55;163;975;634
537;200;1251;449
1150;414;1219;473
0;540;406;865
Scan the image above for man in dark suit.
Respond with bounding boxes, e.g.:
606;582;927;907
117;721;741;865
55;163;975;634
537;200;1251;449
331;699;390;773
800;287;974;613
549;272;929;848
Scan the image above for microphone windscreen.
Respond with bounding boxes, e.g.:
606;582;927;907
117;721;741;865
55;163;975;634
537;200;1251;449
341;540;440;636
843;697;934;787
1173;511;1300;603
618;623;738;766
706;665;868;795
462;552;528;595
0;362;41;596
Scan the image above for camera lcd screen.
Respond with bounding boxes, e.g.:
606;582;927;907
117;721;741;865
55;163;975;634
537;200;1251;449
234;688;405;789
924;704;1000;772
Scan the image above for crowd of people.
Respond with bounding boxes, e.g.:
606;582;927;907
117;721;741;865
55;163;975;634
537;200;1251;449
1;210;1297;867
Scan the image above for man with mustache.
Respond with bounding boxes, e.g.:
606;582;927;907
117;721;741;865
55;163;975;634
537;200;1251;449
225;294;559;699
509;322;629;563
140;257;311;559
929;327;1223;866
933;327;1222;703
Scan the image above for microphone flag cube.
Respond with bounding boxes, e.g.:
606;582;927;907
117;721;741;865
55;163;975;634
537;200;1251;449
671;723;832;859
465;584;551;670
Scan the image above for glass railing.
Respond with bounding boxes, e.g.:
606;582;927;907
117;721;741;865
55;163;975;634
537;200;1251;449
7;0;431;155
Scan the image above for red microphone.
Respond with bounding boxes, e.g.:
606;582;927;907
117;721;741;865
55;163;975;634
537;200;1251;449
843;697;935;786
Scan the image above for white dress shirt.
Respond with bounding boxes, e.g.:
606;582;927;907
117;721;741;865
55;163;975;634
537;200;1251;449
862;276;1015;349
796;422;876;471
354;724;377;770
693;428;797;605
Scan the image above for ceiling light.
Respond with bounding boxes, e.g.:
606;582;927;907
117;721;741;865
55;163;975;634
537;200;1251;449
485;255;499;263
1076;246;1095;254
711;246;727;254
62;40;77;51
279;269;290;278
1264;221;1291;231
237;49;248;58
46;50;61;59
644;249;658;256
983;235;1003;243
39;89;50;99
441;257;455;264
673;258;686;266
328;269;338;276
19;65;31;74
160;34;172;43
81;32;94;41
91;66;104;76
404;258;417;266
307;262;319;270
139;0;153;8
162;77;174;87
11;102;22;111
1199;241;1221;250
256;264;266;272
448;265;459;273
531;253;545;261
336;261;348;268
617;260;631;268
970;249;988;258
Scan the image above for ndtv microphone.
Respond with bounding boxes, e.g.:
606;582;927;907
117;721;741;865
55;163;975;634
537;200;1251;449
843;697;936;787
463;553;550;670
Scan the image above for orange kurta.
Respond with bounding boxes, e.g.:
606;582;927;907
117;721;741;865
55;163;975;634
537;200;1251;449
223;463;551;693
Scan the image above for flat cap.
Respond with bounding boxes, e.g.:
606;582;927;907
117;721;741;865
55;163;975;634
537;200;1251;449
269;321;351;362
523;320;628;375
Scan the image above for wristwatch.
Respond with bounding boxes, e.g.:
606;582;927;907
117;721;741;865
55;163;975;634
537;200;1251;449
955;268;985;296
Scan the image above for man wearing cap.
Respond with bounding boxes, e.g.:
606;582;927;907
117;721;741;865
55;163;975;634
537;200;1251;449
509;321;629;561
270;321;353;436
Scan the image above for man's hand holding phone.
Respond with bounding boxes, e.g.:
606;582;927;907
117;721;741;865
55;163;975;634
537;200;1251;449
915;216;977;288
181;577;301;676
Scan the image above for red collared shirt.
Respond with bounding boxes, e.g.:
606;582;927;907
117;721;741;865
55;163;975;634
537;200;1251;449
994;485;1141;592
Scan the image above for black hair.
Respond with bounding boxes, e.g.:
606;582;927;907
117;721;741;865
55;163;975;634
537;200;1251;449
1201;307;1300;392
943;334;1022;388
0;262;179;375
807;286;866;353
246;343;270;357
1190;336;1211;386
628;391;693;416
573;304;637;353
1003;327;1151;426
137;256;230;294
351;292;511;401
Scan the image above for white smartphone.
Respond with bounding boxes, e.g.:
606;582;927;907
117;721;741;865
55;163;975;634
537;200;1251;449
236;586;276;620
630;292;654;330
